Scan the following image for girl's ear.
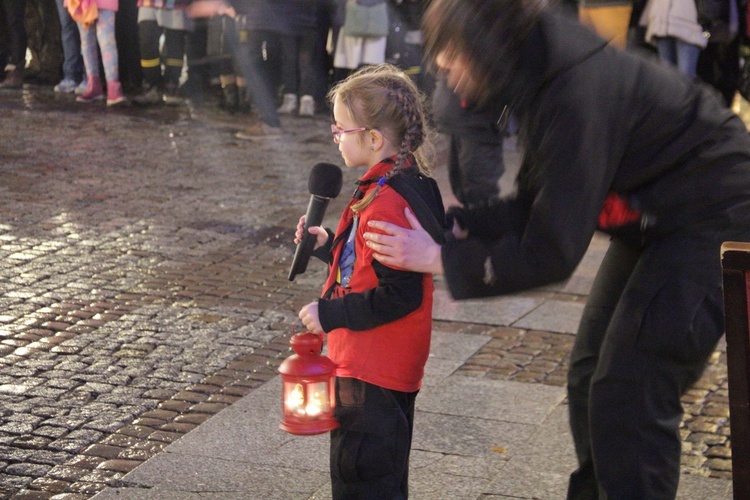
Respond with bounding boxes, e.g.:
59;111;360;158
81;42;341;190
369;129;386;151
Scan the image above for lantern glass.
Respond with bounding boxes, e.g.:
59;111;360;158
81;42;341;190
282;380;333;417
285;383;306;415
305;381;330;417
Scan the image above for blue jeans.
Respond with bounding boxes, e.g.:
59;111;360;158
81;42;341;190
55;0;83;82
656;37;702;77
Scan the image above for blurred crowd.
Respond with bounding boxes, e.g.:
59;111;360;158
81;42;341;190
0;0;747;139
0;0;429;139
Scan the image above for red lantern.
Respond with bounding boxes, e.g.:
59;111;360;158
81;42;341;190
279;331;338;435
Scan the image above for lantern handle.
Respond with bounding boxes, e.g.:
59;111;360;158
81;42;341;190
291;320;325;353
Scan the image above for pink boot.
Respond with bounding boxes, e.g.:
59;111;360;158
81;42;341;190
106;81;127;107
76;76;104;103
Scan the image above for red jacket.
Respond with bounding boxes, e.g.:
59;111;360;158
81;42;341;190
318;159;433;393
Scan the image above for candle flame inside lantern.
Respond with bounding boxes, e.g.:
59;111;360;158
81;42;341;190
305;382;328;417
286;383;305;414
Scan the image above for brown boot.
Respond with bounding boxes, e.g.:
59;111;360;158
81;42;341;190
0;65;24;89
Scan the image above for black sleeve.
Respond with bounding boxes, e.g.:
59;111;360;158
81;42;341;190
311;228;336;264
447;196;530;243
317;260;423;332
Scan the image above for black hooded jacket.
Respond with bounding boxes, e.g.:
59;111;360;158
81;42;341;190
442;9;750;299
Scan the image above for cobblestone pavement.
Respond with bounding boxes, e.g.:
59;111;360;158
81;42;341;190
0;84;736;498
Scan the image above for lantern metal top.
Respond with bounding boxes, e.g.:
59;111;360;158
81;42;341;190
289;331;324;355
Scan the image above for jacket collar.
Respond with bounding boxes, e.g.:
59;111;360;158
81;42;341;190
497;9;608;113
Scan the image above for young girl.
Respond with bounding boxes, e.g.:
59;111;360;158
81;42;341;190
296;64;444;498
69;0;126;106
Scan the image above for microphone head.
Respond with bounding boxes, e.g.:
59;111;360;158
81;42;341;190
308;162;343;198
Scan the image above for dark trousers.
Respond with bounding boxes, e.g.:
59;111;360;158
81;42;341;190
138;20;186;89
2;0;27;66
280;29;319;97
431;78;505;208
566;232;734;499
229;23;281;127
330;377;417;499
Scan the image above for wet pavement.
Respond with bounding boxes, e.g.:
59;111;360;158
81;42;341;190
0;83;738;498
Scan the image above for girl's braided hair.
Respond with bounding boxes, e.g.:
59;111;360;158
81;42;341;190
328;64;435;213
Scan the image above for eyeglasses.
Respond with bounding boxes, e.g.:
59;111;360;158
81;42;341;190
331;124;367;143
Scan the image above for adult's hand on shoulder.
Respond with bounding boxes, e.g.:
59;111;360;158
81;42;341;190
364;208;444;275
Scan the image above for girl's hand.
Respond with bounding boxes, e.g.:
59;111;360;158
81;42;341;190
299;301;323;333
294;215;329;250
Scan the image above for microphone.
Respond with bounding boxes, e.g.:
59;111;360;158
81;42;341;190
288;162;343;281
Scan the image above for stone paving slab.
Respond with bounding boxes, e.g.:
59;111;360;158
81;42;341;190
485;405;733;500
92;333;569;499
432;289;543;327
510;300;586;335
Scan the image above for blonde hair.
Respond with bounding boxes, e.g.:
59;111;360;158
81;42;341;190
328;64;435;212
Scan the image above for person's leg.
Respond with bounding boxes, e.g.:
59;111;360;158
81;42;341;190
54;0;83;87
32;0;63;83
95;10;120;83
230;23;282;132
330;377;415;499
3;0;27;67
0;5;8;71
76;21;103;101
183;16;208;99
675;39;702;77
655;37;678;67
0;0;27;87
573;235;726;498
278;34;298;114
138;16;162;91
297;28;319;116
94;10;125;105
566;238;640;500
163;28;187;92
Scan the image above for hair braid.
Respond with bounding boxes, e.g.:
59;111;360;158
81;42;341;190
386;82;426;180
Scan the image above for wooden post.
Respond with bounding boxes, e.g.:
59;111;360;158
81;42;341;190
721;241;750;499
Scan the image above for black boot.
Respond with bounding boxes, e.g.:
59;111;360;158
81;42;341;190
237;85;252;114
220;83;239;113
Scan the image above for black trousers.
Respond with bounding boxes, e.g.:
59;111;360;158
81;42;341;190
138;20;186;89
566;226;747;499
431;77;505;208
2;0;27;66
330;377;418;499
279;28;319;97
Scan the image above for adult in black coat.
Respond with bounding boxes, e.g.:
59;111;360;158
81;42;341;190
363;0;750;497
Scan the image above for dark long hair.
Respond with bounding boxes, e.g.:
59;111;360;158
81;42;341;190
422;0;547;105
